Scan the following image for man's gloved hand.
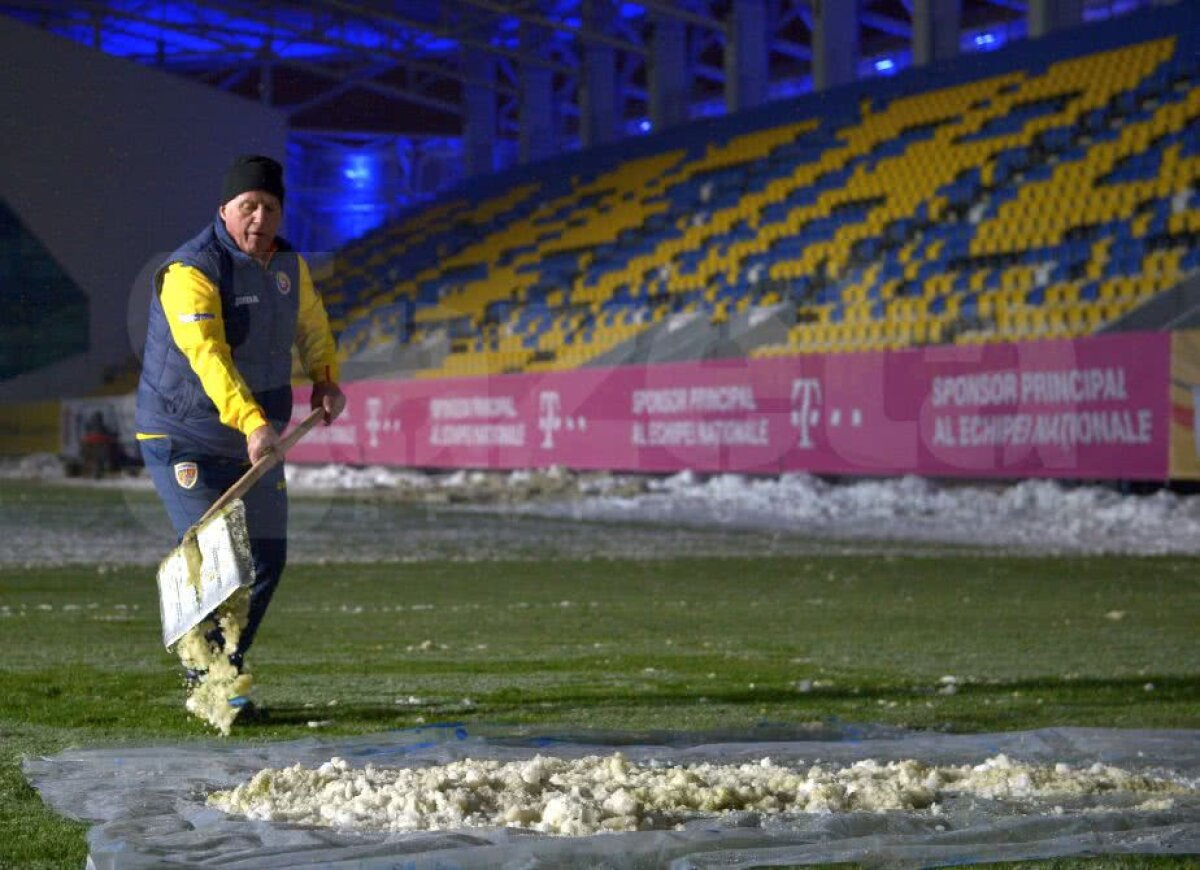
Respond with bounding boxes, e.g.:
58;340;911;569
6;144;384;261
247;423;281;464
311;381;347;425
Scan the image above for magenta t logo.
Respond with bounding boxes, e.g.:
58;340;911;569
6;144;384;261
538;391;562;449
364;397;382;448
790;378;822;449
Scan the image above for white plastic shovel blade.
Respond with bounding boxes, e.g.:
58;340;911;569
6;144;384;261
157;499;254;649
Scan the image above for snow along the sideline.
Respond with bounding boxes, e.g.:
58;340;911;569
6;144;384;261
509;471;1200;555
208;752;1191;836
6;455;1200;554
282;464;1200;555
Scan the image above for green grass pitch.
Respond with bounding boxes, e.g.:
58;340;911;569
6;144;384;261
0;480;1197;868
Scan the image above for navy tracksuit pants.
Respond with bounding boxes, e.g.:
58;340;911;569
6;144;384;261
141;436;287;668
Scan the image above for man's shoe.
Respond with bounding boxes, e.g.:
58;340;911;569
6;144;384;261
230;697;269;723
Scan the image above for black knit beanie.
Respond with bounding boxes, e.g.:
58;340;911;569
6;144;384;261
221;155;285;206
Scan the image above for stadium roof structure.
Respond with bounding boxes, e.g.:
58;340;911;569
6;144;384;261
1;0;1159;249
0;0;1157;143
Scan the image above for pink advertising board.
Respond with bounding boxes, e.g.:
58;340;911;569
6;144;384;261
290;332;1171;480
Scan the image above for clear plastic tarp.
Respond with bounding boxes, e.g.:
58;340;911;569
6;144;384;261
23;724;1200;869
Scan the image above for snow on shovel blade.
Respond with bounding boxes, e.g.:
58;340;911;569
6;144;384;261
157;499;254;649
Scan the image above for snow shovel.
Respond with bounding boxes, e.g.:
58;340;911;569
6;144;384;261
156;408;324;649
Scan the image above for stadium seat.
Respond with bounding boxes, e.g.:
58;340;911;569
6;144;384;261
319;6;1199;371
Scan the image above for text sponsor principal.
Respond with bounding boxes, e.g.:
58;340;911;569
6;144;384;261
928;366;1154;448
428;395;525;447
630;385;769;447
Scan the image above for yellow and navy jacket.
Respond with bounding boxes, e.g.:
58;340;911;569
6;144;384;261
135;214;338;458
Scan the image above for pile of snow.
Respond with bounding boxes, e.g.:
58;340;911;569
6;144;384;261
6;455;1200;554
285;464;642;502
282;463;1200;554
285;464;432;491
0;453;152;489
0;453;65;480
285;465;588;491
511;472;1200;555
209;752;1190;836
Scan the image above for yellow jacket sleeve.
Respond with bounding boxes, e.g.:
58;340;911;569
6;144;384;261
159;264;269;437
294;256;340;384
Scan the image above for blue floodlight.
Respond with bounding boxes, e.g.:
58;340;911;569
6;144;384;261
962;24;1017;53
1084;0;1145;21
874;57;895;73
639;119;652;133
411;33;458;54
342;153;376;189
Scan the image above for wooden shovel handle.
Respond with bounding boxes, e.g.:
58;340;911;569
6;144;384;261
193;408;325;529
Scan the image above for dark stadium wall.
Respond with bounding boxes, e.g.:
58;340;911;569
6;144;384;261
0;14;287;402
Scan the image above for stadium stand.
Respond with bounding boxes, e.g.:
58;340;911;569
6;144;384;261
317;3;1199;377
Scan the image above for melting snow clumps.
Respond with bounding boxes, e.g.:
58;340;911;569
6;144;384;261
176;588;253;736
208;752;1189;836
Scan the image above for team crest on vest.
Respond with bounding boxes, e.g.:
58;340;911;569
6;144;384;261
174;461;199;490
275;271;291;295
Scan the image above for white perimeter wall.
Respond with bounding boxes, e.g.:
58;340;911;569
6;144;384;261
0;14;287;401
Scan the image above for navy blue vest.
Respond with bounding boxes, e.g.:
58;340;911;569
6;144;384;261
135;214;300;458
